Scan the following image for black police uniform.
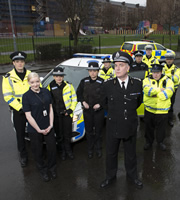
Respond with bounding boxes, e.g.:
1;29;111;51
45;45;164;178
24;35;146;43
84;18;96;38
77;76;104;157
103;76;143;180
130;61;148;75
49;80;73;158
22;88;56;175
130;50;149;79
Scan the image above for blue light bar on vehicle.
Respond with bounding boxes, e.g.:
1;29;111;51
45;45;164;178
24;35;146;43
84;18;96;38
140;39;154;43
73;53;111;59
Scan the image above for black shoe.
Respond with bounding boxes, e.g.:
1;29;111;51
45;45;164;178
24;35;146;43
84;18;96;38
159;143;166;151
100;177;116;188
40;173;50;182
50;171;57;179
20;157;28;168
88;153;93;159
96;151;102;158
144;143;152;150
126;176;143;189
67;152;74;160
61;152;66;161
178;113;180;120
168;120;174;127
133;179;143;189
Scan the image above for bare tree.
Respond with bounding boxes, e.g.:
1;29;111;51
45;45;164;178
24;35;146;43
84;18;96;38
145;0;162;24
160;0;180;48
56;0;96;47
100;3;119;30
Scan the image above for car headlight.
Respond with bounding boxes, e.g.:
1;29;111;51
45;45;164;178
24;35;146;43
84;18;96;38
73;113;81;122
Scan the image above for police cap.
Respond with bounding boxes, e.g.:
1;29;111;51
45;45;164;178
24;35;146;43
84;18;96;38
145;45;153;50
53;66;66;76
151;64;163;72
87;62;99;70
10;51;27;61
134;50;144;57
102;57;111;63
112;51;133;65
165;52;175;59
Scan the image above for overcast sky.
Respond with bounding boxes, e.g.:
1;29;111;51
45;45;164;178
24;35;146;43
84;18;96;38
111;0;146;6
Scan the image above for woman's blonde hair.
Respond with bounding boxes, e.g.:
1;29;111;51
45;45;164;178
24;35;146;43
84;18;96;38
28;72;40;82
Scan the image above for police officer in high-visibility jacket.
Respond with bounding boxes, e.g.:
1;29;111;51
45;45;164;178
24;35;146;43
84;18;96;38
49;67;77;160
163;52;180;127
143;45;159;74
77;62;104;159
99;57;115;80
2;51;31;167
130;50;149;79
143;64;174;151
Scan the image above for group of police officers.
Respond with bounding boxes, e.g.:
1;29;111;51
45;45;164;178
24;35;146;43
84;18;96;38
2;46;179;186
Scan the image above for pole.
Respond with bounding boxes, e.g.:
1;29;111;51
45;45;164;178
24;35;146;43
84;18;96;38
125;6;126;36
99;35;101;54
69;23;71;57
8;0;17;51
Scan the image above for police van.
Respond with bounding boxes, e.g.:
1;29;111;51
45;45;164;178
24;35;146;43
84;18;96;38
41;53;111;142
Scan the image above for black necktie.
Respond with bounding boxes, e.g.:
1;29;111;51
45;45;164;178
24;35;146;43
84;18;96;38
122;81;125;90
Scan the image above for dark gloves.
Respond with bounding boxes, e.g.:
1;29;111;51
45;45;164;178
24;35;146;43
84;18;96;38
66;109;73;115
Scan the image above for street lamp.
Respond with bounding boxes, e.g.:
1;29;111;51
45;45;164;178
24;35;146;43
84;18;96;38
8;0;17;51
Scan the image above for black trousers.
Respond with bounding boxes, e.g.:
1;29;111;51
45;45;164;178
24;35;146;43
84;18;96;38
145;110;168;144
168;89;177;121
83;108;104;153
29;128;56;173
54;114;72;153
12;110;27;158
106;133;137;180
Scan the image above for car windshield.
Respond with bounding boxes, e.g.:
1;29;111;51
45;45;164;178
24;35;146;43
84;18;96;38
138;44;155;50
121;43;133;51
42;65;89;89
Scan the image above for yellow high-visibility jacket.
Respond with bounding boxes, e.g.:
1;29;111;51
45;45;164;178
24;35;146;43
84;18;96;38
142;55;159;74
48;81;77;118
2;68;31;111
163;63;180;89
99;66;116;80
143;75;174;114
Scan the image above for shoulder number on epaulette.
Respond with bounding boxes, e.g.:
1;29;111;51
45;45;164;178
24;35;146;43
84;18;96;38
4;73;10;78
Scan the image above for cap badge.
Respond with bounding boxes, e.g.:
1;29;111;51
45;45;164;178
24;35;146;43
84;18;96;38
115;52;120;59
18;53;21;56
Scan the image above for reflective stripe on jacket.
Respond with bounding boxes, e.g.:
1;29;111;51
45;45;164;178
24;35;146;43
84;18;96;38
142;55;159;74
99;66;115;80
143;75;174;114
163;64;180;89
2;68;31;111
48;81;77;117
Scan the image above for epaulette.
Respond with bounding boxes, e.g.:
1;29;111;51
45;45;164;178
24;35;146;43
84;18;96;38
132;76;141;82
4;73;10;78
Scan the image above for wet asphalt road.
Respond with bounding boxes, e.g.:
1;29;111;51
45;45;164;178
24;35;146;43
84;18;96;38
1;71;180;200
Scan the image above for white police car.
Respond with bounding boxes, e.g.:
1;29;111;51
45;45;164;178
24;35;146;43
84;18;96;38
41;53;111;142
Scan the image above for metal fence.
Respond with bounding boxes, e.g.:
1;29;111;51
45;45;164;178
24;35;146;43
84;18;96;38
0;34;179;65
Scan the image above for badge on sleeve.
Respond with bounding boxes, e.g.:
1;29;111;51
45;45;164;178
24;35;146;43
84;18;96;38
43;110;47;116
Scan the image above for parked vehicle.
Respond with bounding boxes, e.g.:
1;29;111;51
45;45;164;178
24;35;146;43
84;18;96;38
120;40;175;63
